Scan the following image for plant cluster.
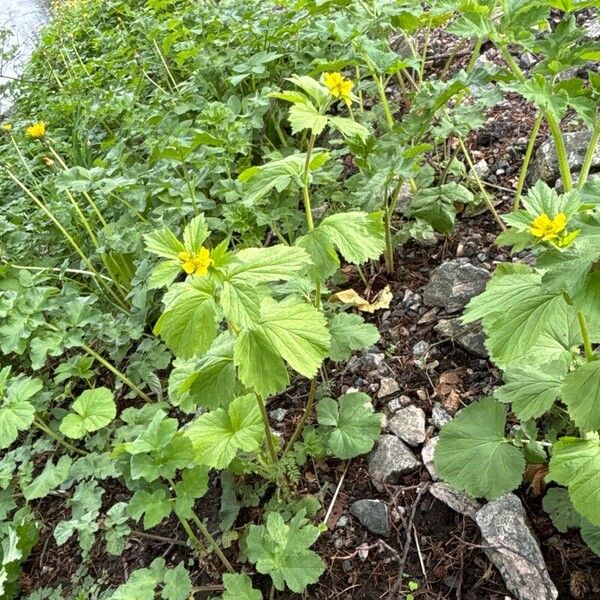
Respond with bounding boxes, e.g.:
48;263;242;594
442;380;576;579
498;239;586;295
0;0;599;598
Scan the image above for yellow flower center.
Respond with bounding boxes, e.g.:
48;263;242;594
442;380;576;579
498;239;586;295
26;122;47;139
529;212;567;241
323;72;353;106
178;247;213;276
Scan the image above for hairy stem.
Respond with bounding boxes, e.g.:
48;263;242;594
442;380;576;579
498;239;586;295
282;378;318;459
33;418;87;455
81;344;153;402
514;112;542;210
256;394;278;464
577;311;595;363
578;125;600;188
189;513;235;573
497;44;572;191
457;137;506;230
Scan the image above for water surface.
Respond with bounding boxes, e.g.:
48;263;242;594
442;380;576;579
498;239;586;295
0;0;51;110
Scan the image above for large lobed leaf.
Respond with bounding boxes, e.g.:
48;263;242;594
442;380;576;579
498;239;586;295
435;397;525;499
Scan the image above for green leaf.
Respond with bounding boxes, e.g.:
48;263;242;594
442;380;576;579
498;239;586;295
317;393;382;459
127;488;172;529
288;102;328;135
435;397;526;499
185;394;264;468
238;154;306;206
144;227;185;260
328;116;370;142
548;437;600;526
163;563;193;600
464;269;568;367
408;183;473;234
225;245;312;284
174;466;209;519
495;365;566;421
172;334;237;411
221;573;263;600
154;280;218;359
234;328;289;397
517;75;568;122
296;227;340;281
542;487;581;533
286;75;330;108
0;398;36;451
562;361;600;432
182;215;209;252
318;212;385;265
328;312;380;362
581;519;600;556
23;456;72;501
220;280;264;328
148;260;181;290
246;511;325;593
260;298;330;379
59;387;116;439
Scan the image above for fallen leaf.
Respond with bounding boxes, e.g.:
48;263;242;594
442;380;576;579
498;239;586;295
329;285;393;313
436;368;465;413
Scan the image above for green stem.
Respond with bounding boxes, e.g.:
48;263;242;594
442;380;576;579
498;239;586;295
546;115;573;192
577;311;595;362
33;418;87;455
355;66;364;112
514;112;542;210
301;133;322;308
384;180;401;274
497;44;572;192
189;513;235;573
374;74;394;131
81;344;153;402
466;38;482;74
578;125;600;188
256;394;278;464
176;512;207;555
282;378;317;459
457;137;506;230
3;167;128;310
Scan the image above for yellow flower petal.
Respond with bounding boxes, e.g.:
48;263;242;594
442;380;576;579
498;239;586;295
26;121;46;139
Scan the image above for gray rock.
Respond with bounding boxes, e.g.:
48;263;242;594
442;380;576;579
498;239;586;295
335;515;349;528
422;437;439;480
350;499;390;537
412;340;430;357
388;405;426;447
519;52;537;69
476;494;558;600
431;402;452;429
392;181;414;214
377;377;399;398
529;130;600;184
474;159;490;178
361;352;386;372
269;408;288;422
434;318;488;358
556;171;600;193
423;259;490;313
584;18;600;40
368;435;421;486
430;482;481;519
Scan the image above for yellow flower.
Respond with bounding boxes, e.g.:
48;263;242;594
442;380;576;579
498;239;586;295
529;212;567;240
178;247;213;277
323;72;353;106
26;121;46;139
1;123;12;133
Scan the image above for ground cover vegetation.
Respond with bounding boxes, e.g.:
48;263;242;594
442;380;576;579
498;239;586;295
0;0;599;597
